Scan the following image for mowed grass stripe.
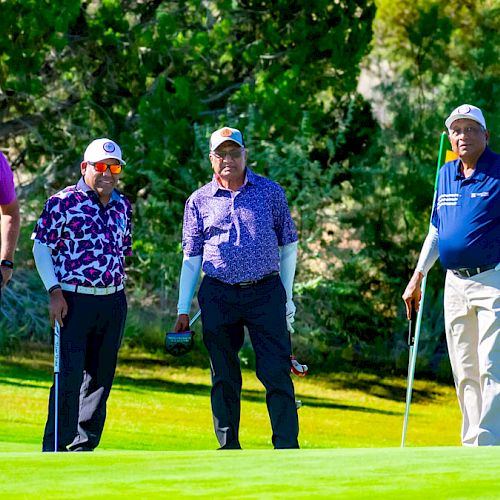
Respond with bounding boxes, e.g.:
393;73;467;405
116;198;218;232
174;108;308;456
0;448;499;498
2;348;461;453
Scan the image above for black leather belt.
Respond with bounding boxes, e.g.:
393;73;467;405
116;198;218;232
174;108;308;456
212;271;279;288
235;271;279;288
451;263;497;279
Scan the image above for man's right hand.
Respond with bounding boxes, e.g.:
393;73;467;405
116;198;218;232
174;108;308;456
402;271;424;320
174;314;190;333
0;266;12;287
49;289;68;328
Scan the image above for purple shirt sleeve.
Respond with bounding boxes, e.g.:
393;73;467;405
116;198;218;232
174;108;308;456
32;196;65;250
182;196;205;257
0;152;17;205
272;184;298;246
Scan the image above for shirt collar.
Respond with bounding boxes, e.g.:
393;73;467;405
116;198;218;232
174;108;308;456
76;177;121;202
454;147;493;181
210;168;255;195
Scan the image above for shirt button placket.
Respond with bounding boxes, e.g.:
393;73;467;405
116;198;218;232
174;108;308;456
231;192;241;246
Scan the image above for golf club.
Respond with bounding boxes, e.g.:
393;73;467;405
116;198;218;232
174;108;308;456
188;309;307;408
290;355;308;377
401;308;417;447
53;320;61;452
401;131;450;447
188;309;308;376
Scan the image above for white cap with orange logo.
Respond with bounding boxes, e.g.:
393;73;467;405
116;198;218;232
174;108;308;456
209;127;244;150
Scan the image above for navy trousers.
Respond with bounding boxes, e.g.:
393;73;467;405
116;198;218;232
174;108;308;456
42;290;127;452
198;274;299;449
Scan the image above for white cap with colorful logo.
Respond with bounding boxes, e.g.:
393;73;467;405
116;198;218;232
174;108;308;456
84;138;126;165
210;127;244;151
445;104;486;130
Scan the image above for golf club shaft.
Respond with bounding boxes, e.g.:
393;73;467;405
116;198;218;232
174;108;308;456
189;309;201;327
54;320;60;452
401;307;421;446
401;131;447;447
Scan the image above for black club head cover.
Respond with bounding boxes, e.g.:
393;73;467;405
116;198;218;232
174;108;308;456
165;330;194;357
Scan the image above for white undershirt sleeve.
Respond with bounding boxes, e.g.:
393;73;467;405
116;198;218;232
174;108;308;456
32;240;59;291
279;241;298;303
279;241;298;333
176;254;202;315
415;224;440;276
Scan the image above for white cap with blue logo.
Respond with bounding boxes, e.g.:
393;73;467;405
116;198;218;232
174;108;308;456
84;138;126;165
445;104;486;130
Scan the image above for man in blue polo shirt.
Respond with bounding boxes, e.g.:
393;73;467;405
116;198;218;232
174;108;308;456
32;138;132;452
403;104;500;446
173;126;299;449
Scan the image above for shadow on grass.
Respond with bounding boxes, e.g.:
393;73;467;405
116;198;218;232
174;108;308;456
1;351;441;413
296;395;400;415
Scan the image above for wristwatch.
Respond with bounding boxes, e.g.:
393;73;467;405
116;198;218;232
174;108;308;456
0;259;14;269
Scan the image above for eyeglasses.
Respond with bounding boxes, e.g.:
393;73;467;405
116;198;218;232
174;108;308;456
449;126;485;138
89;162;123;174
212;149;244;160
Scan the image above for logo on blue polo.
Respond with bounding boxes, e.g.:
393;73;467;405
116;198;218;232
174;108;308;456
103;142;116;153
471;191;490;198
437;193;460;209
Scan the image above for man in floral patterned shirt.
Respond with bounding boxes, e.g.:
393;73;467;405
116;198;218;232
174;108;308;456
32;138;132;452
174;126;299;449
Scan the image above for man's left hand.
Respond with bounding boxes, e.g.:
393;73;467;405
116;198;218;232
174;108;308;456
286;300;296;334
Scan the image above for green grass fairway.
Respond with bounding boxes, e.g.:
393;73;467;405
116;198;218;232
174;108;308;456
4;348;493;497
1;347;462;452
1;448;499;498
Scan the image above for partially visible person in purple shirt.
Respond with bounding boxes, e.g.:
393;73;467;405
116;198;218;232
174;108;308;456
0;151;20;291
173;126;300;449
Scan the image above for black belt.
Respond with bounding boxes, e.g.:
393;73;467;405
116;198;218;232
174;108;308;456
213;271;279;288
451;263;497;279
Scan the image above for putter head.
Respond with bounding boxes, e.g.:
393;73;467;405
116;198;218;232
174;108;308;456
165;330;194;357
290;355;308;377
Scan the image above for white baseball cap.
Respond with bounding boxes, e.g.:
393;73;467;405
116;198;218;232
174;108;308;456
83;138;126;165
209;127;244;151
445;104;486;130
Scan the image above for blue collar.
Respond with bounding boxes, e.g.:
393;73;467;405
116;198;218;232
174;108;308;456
454;147;494;181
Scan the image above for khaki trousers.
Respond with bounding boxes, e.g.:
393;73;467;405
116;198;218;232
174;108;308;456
444;268;500;446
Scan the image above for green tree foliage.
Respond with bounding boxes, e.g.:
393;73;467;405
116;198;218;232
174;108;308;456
1;1;377;355
328;0;500;374
6;0;498;378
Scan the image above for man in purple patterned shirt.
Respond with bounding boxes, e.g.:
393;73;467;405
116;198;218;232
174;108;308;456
32;138;132;452
173;126;299;449
0;151;20;293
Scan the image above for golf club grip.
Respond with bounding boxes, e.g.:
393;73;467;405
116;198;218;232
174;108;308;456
54;321;61;374
408;308;417;346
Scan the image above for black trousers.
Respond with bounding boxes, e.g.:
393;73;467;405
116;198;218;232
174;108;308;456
198;274;299;449
42;290;127;452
